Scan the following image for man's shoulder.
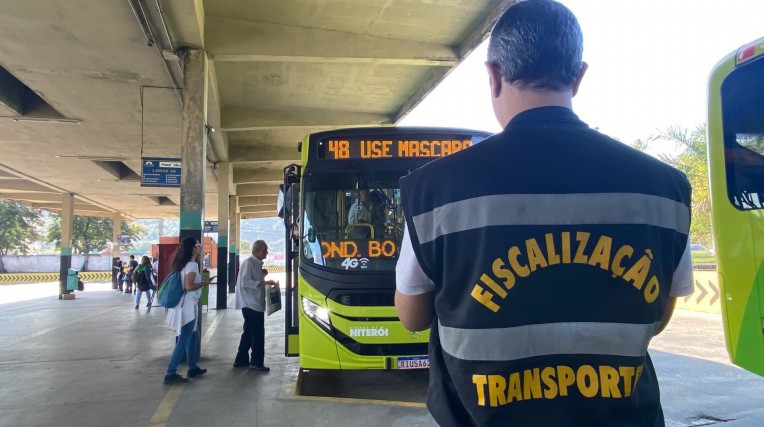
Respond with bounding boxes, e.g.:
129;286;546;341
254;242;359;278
245;256;263;267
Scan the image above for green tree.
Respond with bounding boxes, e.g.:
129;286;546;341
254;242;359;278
648;125;712;248
240;239;251;254
0;199;42;273
46;216;146;271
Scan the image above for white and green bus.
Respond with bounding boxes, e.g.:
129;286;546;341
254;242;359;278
280;127;489;369
707;36;764;377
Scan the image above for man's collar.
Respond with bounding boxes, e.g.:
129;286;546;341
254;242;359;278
504;106;588;131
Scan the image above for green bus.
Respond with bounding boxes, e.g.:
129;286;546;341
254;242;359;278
707;36;764;377
279;127;489;369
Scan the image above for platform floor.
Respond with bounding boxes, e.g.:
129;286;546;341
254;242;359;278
0;280;762;427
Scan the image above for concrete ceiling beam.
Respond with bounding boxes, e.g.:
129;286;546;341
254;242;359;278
392;0;516;123
232;168;283;185
40;207;119;218
31;202;110;212
206;17;458;66
236;183;280;197
0;192;67;202
229;142;300;163
240;211;278;219
221;106;391;132
457;0;518;59
238;195;277;207
240;204;277;214
0;179;60;193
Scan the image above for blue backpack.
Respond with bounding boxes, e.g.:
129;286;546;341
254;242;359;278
156;271;185;308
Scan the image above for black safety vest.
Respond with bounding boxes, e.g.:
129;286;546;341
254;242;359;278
400;107;691;427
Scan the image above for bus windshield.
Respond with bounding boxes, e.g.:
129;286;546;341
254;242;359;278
722;56;764;210
301;170;405;271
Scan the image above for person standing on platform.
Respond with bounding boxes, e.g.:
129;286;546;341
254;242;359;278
134;255;153;309
233;240;277;372
395;1;693;426
127;255;138;294
164;237;212;385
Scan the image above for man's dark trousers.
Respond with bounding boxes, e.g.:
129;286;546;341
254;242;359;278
236;307;265;366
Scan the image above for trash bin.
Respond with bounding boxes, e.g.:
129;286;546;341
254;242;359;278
66;268;79;291
200;271;210;306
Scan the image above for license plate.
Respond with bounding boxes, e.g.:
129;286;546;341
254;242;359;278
397;356;429;369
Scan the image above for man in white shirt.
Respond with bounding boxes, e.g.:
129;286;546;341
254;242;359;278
234;240;277;371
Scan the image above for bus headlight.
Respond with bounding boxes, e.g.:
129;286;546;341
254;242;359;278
302;297;332;330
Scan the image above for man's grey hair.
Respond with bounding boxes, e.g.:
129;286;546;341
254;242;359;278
487;0;583;91
252;240;267;252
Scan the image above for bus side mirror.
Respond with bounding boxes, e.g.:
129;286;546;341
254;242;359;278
286;174;299;185
307;227;316;243
277;186;286;219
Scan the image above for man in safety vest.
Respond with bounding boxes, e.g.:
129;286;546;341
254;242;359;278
395;1;693;426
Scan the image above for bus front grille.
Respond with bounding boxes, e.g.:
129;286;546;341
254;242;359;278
335;292;394;307
334;329;428;356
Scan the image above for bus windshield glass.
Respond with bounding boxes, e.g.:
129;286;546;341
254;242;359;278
722;57;764;210
301;170;405;271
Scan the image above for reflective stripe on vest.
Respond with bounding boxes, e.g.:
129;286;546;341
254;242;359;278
411;193;690;245
439;320;661;362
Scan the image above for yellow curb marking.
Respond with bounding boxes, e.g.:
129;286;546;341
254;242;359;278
148;385;184;427
148;296;230;427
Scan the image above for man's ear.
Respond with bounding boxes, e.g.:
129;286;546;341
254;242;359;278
572;61;588;97
485;62;503;99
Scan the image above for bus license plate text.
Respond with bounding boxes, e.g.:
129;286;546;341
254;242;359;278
398;357;429;369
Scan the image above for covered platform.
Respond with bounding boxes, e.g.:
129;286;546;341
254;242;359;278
0;280;763;427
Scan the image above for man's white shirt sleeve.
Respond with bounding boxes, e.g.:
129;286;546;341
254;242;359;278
669;240;694;297
396;224;435;295
239;258;262;290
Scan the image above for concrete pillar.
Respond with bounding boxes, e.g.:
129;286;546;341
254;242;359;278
216;162;230;308
111;212;121;289
228;196;238;293
179;49;208;359
179;48;208;245
59;193;75;299
235;212;241;282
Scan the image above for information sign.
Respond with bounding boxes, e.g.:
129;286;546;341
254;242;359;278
141;157;181;188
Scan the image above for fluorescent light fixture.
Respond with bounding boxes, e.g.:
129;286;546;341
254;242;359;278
13;117;81;124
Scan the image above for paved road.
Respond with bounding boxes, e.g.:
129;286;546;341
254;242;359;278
0;281;762;426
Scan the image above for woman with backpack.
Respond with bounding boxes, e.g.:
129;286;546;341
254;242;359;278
164;237;212;385
133;255;153;309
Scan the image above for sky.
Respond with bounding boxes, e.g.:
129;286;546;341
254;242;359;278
400;0;764;147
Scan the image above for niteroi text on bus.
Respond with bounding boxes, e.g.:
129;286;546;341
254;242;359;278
324;138;473;159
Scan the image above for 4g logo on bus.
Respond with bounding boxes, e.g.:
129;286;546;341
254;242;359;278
321;240;398;260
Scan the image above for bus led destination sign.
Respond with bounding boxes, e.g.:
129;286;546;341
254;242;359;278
319;137;474;160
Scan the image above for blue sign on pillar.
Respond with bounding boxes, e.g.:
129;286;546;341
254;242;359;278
203;221;218;233
141;158;182;187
